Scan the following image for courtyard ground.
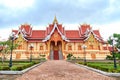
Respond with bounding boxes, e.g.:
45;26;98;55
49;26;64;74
12;60;116;80
0;60;119;80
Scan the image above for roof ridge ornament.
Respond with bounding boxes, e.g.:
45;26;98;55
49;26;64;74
53;16;58;24
42;22;69;42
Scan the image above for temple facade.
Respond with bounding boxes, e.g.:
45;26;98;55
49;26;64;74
10;17;110;60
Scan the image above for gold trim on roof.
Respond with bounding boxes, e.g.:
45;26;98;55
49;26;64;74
53;16;58;24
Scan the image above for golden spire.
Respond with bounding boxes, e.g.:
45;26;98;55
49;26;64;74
53;16;58;24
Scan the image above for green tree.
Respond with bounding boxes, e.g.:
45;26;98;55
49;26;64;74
113;33;120;49
108;33;120;50
107;33;120;60
0;40;9;64
0;40;18;64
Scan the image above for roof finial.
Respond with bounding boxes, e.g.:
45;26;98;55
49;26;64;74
53;15;58;24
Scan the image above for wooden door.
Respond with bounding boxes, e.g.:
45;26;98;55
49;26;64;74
54;50;59;60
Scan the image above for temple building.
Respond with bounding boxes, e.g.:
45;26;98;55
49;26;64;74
10;17;110;60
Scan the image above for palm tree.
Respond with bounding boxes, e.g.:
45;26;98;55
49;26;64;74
0;41;9;64
0;40;18;64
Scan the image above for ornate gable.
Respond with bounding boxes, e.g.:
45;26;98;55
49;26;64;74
42;17;69;42
19;23;32;36
12;23;33;41
13;29;28;41
15;34;26;42
83;29;103;42
86;33;98;44
78;24;104;43
84;33;102;50
50;29;62;45
80;23;91;35
14;33;27;50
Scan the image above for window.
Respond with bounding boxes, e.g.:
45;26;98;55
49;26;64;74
78;45;81;50
103;45;107;50
18;45;22;49
40;46;43;50
98;46;100;50
68;45;72;50
90;45;93;49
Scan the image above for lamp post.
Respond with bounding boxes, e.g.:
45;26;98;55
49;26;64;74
29;44;33;62
82;44;87;65
110;36;117;69
9;32;15;67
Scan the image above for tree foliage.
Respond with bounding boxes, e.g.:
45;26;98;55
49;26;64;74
108;33;120;50
113;33;120;49
67;53;73;60
0;39;18;63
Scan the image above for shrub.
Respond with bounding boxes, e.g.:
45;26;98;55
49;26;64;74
78;62;120;73
40;58;46;61
0;66;10;70
72;56;76;60
0;60;40;71
100;67;109;72
77;56;81;60
78;62;82;64
116;69;120;73
87;64;100;69
106;55;113;60
11;63;34;71
116;53;120;59
67;53;73;60
11;66;23;71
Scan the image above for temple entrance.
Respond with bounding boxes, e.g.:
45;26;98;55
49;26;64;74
50;41;63;60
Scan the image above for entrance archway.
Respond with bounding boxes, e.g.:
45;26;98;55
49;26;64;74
49;41;63;60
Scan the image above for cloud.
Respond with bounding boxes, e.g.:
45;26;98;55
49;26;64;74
0;0;35;28
0;0;34;9
92;21;120;40
0;28;11;41
104;0;120;21
32;0;109;24
0;0;119;27
0;0;120;40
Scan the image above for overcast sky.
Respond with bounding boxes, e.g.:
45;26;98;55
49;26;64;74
0;0;120;41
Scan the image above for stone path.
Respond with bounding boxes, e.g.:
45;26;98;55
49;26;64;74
14;60;116;80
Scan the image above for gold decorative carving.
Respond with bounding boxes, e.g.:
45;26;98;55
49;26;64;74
54;33;58;38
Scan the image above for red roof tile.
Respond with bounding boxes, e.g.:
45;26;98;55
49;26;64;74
58;24;64;34
80;24;90;34
12;30;18;34
93;30;102;38
31;30;45;38
65;30;80;38
49;24;54;34
12;22;105;43
20;24;31;33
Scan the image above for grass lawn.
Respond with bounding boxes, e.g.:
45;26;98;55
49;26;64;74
0;60;41;71
78;62;120;73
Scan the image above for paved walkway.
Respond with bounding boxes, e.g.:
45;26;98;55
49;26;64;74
15;60;116;80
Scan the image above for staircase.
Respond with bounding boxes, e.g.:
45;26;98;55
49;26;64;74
50;50;53;60
50;50;63;60
58;50;63;60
